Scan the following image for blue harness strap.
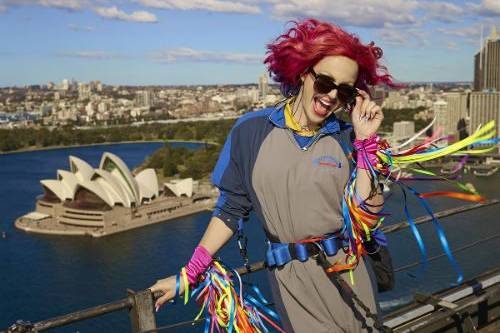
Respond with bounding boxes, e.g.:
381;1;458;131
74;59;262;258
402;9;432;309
265;234;348;268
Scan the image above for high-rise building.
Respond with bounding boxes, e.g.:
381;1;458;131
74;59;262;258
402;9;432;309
61;79;70;91
382;91;407;109
469;91;500;140
135;90;155;107
441;92;469;139
393;121;415;140
432;100;448;139
258;73;268;100
369;86;385;106
78;83;91;100
474;26;500;92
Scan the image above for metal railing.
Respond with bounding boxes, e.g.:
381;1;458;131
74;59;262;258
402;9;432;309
3;199;500;333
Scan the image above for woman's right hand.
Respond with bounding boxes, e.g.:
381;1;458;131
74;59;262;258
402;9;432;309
149;275;184;311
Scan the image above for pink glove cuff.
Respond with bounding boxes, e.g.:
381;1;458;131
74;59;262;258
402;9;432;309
353;134;380;170
185;245;213;285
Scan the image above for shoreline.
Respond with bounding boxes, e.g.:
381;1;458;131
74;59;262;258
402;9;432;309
0;139;218;156
15;200;215;238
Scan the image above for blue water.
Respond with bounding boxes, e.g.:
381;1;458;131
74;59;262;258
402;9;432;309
0;143;499;332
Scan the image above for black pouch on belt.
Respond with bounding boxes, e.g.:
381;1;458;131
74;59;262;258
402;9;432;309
364;239;395;292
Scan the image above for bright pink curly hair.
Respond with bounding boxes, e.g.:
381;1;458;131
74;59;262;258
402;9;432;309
264;19;395;97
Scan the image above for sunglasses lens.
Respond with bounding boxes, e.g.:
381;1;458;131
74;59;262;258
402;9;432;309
313;75;335;94
312;73;357;104
337;86;357;104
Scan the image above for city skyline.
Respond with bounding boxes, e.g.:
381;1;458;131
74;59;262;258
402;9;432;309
1;0;499;86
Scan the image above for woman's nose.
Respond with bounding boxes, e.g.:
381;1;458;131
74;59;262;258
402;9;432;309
327;89;338;100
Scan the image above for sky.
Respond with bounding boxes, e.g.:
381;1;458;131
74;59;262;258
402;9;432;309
0;0;499;86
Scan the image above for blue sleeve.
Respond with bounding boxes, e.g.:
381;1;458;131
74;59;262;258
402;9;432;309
211;124;252;232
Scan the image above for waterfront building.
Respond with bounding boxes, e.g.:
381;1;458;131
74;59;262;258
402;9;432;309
432;100;448;140
393;121;415;141
382;91;408;109
61;79;70;91
78;83;91;100
135;90;155;107
97;101;108;113
258;73;268;100
469;92;500;151
164;178;194;198
474;26;500;92
16;152;215;237
442;92;469;140
39;103;52;116
370;86;385;106
248;87;259;103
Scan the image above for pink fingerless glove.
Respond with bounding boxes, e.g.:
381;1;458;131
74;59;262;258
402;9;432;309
353;134;380;170
185;245;213;285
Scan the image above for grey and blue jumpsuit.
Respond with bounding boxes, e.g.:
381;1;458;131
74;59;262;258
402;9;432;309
212;105;379;332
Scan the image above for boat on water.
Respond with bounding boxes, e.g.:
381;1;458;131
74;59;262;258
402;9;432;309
473;166;498;177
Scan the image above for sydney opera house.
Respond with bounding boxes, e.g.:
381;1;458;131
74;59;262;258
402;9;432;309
15;152;215;237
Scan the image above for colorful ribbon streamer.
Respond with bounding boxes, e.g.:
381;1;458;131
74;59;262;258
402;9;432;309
177;260;286;333
327;120;497;284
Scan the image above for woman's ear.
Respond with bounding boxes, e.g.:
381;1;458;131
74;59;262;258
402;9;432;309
299;72;307;83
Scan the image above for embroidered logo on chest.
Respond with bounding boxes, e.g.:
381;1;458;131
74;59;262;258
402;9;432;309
312;155;342;168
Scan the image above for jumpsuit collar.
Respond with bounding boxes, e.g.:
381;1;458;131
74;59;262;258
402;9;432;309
268;104;342;135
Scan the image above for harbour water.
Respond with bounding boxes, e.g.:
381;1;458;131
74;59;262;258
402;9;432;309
0;143;499;332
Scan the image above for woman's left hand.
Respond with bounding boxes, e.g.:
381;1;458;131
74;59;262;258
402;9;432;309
350;89;384;140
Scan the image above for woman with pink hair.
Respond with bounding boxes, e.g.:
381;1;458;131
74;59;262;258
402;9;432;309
151;18;394;332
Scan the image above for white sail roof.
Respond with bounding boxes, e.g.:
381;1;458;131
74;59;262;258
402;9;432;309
39;152;161;209
135;168;159;201
164;178;193;198
40;179;72;201
57;170;79;198
75;181;114;207
94;169;134;207
99;152;140;203
69;156;95;182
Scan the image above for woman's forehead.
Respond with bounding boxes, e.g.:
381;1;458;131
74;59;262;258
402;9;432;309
314;55;358;85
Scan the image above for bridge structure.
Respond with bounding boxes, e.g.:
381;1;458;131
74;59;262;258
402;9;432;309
3;200;500;333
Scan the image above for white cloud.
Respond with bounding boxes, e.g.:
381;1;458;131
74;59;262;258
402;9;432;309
59;51;121;59
437;24;485;46
265;0;418;28
0;1;159;24
94;6;158;22
137;0;260;14
437;25;482;38
469;0;500;17
377;26;428;46
419;1;464;23
1;0;86;11
38;0;84;10
68;23;95;31
153;47;262;63
0;4;6;12
446;41;459;50
136;0;260;14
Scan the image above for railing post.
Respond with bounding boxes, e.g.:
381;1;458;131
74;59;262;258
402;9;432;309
128;289;157;333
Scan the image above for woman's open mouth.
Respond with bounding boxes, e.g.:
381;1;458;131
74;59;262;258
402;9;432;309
313;95;336;117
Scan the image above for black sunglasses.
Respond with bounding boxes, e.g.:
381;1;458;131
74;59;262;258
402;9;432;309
309;68;358;105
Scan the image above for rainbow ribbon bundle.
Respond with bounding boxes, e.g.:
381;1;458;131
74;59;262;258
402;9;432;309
329;120;498;284
177;260;286;333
